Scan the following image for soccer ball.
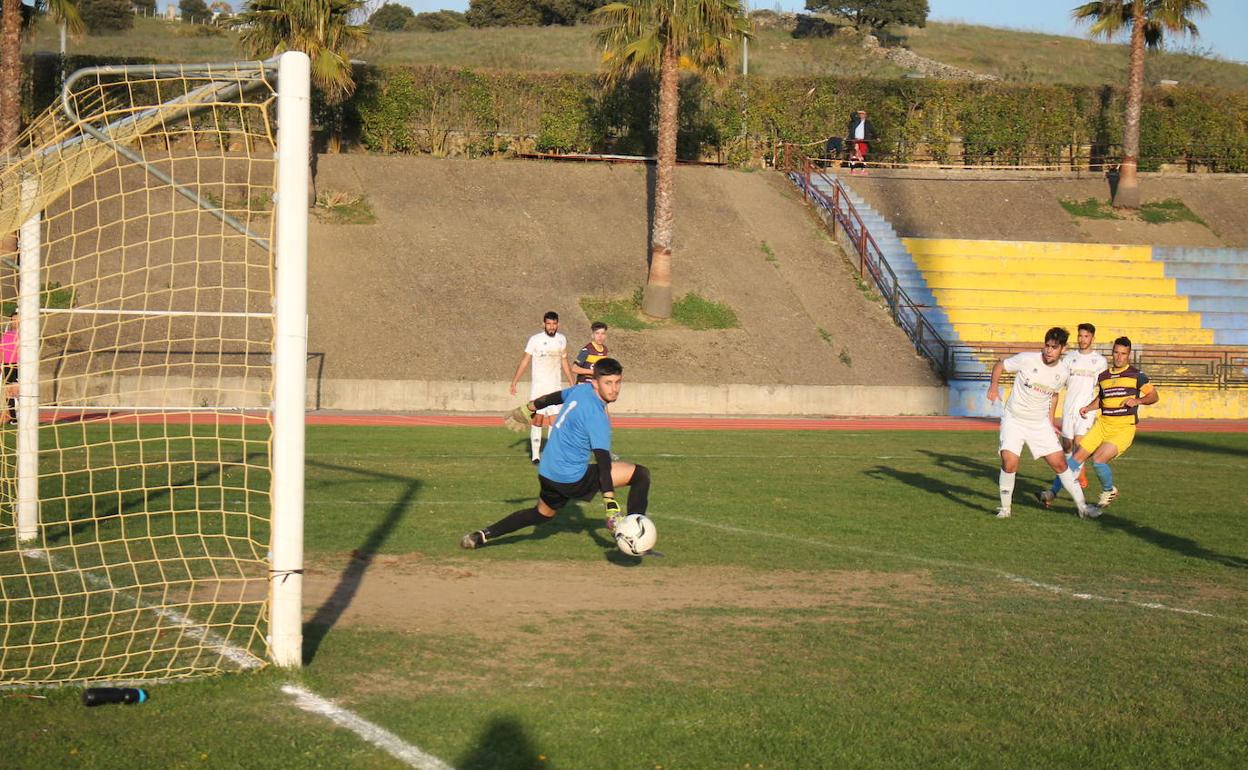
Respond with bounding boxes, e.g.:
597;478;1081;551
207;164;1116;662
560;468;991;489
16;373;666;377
614;514;657;556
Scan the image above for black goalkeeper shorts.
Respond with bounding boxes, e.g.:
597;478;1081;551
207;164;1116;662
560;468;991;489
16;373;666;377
538;466;600;510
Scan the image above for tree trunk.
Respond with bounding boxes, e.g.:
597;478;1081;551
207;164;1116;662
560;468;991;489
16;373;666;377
1;0;22;259
1114;0;1146;209
642;42;679;320
2;0;23;149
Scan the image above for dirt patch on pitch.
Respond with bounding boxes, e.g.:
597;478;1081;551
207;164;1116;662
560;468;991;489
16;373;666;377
301;553;936;638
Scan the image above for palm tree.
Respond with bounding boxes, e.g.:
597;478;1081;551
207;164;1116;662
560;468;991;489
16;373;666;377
46;0;85;56
230;0;369;104
593;0;749;319
2;0;23;151
1072;0;1207;209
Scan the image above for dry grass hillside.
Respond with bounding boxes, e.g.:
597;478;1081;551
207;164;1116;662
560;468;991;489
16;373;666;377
307;156;938;387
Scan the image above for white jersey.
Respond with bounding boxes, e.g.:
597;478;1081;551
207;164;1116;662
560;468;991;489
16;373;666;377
1003;352;1071;422
1061;349;1108;416
524;331;567;394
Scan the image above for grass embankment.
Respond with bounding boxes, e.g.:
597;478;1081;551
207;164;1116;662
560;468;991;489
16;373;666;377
24;16;1247;88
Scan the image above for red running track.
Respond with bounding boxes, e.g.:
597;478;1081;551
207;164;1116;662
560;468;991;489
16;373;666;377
27;410;1248;433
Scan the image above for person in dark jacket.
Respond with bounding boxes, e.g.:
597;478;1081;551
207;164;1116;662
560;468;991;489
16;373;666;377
846;110;878;174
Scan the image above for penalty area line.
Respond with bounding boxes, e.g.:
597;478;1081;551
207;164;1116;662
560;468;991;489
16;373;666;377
660;515;1246;625
282;684;455;770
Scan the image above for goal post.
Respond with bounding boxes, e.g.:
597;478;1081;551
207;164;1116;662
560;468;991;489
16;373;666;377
0;52;310;684
270;50;310;670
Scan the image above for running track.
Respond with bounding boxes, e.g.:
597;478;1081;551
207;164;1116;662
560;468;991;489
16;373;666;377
33;411;1248;433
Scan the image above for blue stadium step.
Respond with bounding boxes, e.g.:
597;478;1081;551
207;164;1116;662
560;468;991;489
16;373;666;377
1190;296;1248;313
1197;312;1248;330
1214;329;1248;345
1176;278;1248;297
1163;262;1248;280
1154;247;1248;264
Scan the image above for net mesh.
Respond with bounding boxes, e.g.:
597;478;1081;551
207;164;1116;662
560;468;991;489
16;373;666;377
0;61;284;685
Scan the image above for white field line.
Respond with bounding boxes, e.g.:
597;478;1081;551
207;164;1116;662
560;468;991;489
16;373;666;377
22;548;263;670
660;515;1247;625
19;551;455;768
282;685;455;770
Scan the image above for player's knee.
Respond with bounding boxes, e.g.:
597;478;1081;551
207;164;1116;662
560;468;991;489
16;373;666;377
629;464;650;487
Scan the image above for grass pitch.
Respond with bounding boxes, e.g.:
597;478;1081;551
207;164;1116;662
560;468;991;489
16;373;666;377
3;424;1247;768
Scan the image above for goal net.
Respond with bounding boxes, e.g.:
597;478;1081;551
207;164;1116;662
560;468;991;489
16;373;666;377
0;53;309;685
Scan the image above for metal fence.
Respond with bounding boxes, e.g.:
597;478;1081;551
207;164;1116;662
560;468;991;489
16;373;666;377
778;144;955;378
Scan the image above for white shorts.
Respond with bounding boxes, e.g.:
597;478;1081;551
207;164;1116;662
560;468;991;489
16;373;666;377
999;412;1062;460
1059;409;1095;440
531;382;562;416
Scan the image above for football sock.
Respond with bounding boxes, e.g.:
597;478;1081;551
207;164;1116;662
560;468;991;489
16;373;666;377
529;425;542;460
999;470;1016;510
1094;462;1114;490
483;507;550;540
1057;467;1088;510
5;398;13;420
1048;455;1072;496
626;464;650;515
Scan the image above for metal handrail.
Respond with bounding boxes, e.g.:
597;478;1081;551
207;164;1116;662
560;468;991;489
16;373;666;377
779;144;954;379
950;343;1248;390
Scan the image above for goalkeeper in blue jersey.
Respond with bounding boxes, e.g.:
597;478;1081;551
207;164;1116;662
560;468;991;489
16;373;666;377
460;357;652;549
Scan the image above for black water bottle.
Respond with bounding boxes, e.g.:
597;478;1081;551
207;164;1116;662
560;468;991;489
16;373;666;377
82;687;148;707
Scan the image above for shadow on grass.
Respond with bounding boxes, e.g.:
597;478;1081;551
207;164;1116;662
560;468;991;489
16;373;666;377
457;715;544;770
474;502;648;567
1093;512;1248;569
914;449;1001;480
302;458;422;665
1133;434;1248;459
864;465;995;514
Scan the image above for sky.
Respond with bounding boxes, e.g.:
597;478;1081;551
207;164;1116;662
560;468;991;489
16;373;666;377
396;0;1248;64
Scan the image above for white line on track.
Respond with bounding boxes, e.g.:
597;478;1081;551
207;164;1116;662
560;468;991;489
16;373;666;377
660;514;1247;624
282;684;455;770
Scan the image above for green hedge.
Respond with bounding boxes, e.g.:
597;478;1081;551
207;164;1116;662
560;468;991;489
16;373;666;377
20;55;1248;171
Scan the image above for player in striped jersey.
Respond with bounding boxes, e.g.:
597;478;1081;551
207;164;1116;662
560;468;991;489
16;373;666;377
572;322;609;384
1067;337;1159;513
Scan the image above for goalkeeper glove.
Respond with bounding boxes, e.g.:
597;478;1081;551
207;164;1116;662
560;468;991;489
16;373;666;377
604;496;622;531
502;402;537;433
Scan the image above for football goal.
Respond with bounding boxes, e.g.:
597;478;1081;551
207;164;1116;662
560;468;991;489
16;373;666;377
0;52;309;685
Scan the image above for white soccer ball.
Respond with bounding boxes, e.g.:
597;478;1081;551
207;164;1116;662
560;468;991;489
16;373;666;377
614;514;657;556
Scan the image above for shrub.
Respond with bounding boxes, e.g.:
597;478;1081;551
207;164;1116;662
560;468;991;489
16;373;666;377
79;0;136;32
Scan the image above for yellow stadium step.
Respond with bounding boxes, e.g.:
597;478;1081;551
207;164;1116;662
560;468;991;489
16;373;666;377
931;288;1189;312
913;255;1168;279
951;323;1215;345
903;238;1154;262
943;307;1205;329
922;271;1177;294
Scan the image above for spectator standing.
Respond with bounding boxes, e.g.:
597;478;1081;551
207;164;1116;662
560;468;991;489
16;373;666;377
846;109;877;174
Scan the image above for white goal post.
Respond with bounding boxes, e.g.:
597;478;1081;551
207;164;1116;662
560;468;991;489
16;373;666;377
0;51;309;683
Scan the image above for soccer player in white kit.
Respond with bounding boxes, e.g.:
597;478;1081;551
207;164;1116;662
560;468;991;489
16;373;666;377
1036;323;1108;508
509;311;575;464
987;327;1100;519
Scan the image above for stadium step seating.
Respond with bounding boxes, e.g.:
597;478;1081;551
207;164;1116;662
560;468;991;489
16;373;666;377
902;238;1248;347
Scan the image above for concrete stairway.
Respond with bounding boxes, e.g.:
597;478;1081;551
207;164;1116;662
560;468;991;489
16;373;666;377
807;172;961;346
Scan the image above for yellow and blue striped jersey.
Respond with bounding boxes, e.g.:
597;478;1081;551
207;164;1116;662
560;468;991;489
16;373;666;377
1096;366;1154;425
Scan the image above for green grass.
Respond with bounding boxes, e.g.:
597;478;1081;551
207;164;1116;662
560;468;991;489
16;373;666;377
578;288;653;331
1139;198;1207;226
23;16;1244;89
580;289;738;330
670;292;739;330
1060;196;1121;219
3;425;1248;767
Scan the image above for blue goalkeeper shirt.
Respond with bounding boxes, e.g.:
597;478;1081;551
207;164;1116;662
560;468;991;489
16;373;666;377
538;382;612;483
